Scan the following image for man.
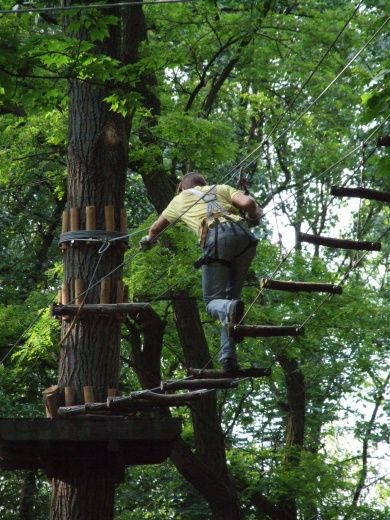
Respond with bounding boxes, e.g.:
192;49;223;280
141;172;263;372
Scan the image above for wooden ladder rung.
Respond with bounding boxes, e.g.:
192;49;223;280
188;367;271;379
230;324;304;338
331;186;390;203
161;379;238;391
261;278;342;294
298;232;381;252
51;303;160;324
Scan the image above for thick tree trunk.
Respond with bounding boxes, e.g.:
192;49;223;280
50;76;128;519
49;1;147;515
19;471;36;520
51;476;116;520
172;297;243;520
128;298;243;520
276;353;306;520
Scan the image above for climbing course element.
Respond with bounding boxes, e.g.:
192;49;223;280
230;324;304;342
161;378;239;391
298;232;381;251
55;389;215;417
188;367;272;378
331;186;390;203
0;417;182;480
261;278;342;294
52;302;157;321
59;205;129;248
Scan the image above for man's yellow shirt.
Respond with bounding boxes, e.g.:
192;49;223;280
161;184;243;241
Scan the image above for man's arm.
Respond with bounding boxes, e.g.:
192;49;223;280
231;192;263;220
148;214;171;240
140;214;171;251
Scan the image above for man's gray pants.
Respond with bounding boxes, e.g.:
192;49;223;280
201;221;257;363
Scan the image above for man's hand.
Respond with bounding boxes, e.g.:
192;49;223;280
139;236;156;252
245;205;263;227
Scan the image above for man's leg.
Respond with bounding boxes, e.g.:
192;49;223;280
226;243;257;301
202;261;238;365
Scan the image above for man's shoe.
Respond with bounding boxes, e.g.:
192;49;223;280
229;324;245;343
228;299;244;325
221;358;240;373
228;299;245;342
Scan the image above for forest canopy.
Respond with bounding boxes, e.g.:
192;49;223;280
0;0;389;519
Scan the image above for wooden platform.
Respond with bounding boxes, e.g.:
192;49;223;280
0;417;181;479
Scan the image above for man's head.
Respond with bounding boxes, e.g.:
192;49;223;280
178;171;207;192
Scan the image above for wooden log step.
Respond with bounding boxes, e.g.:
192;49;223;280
108;389;214;409
331;186;390;203
58;401;163;416
58;403;109;417
230;324;304;339
161;379;238;391
51;303;160;324
298;232;381;251
261;278;342;294
188;367;271;379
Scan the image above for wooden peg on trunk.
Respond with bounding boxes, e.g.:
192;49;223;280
42;385;60;419
123;285;129;303
100;278;111;304
61;210;69;250
61;283;70;321
120;209;127;233
86;206;96;244
74;278;85;305
70;207;80;232
83;386;94;404
116;280;124;303
105;205;115;231
86;206;96;230
65;387;76;406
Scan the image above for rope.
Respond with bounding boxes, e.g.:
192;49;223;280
296;224;390;335
0;293;57;365
261;114;390;220
59;230;129;245
0;0;196;16
230;15;389;180
58;242;108;347
2;9;387;396
253;0;365;160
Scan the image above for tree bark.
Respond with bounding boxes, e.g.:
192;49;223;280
172;297;243;519
19;471;37;520
50;4;143;519
127;298;243;520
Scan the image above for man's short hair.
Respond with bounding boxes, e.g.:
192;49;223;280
178;171;207;192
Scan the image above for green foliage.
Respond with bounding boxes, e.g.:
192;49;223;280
115;462;211;519
154;113;238;172
0;0;390;518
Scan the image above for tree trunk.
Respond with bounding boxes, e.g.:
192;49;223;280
19;471;36;520
51;476;116;520
173;297;243;520
50;75;128;519
49;0;144;514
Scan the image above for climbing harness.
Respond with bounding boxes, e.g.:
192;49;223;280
187;186;258;269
